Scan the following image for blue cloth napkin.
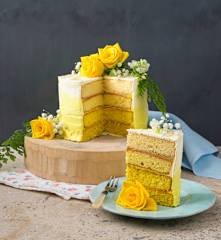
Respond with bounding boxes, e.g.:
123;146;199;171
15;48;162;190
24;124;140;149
149;111;221;179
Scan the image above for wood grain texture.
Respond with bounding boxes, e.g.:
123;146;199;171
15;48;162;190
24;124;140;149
24;135;126;184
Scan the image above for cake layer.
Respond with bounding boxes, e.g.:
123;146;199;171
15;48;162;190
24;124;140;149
126;148;172;175
126;164;172;191
127;133;175;160
146;167;181;207
61;107;103;128
104;107;133;125
104;77;132;97
104;93;132;110
63;121;104;142
81;80;103;99
83;95;103;113
148;189;174;207
60;94;103;115
104;120;130;136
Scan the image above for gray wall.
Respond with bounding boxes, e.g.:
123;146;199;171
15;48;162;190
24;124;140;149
0;0;221;144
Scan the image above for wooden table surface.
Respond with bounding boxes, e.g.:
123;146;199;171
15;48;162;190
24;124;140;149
0;148;220;240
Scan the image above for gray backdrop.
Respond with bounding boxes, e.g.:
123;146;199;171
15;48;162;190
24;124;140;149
0;0;221;144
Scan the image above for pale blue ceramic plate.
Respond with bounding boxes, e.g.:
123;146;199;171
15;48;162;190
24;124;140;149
89;177;216;220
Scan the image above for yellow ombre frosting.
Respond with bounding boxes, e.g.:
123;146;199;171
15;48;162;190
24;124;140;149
116;180;157;211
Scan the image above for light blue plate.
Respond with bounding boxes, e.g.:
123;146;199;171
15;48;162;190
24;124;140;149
89;177;216;220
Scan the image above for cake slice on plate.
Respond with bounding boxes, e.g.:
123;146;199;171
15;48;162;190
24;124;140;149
126;128;183;207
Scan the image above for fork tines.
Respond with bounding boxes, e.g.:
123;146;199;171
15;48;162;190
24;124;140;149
106;176;118;191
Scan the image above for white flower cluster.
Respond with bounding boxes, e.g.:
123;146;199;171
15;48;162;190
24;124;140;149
41;109;63;136
128;59;150;74
149;113;181;132
73;62;81;73
109;67;130;77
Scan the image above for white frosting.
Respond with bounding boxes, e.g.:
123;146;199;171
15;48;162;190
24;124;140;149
58;73;103;98
170;133;183;177
58;73;102;86
127;128;183;142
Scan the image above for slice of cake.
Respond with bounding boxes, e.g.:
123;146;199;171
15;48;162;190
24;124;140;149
58;74;104;141
126;128;183;207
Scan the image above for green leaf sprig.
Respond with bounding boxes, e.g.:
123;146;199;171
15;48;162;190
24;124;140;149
138;76;167;114
0;121;31;167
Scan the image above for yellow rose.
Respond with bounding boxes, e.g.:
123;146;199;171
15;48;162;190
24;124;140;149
80;53;104;77
116;180;157;211
98;43;129;68
30;117;54;140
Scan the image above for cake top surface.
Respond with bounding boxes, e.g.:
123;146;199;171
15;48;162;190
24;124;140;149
58;73;102;85
104;75;136;81
127;128;183;142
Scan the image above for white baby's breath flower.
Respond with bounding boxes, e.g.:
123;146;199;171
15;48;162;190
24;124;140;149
75;62;81;71
165;113;170;118
150;118;161;130
56;109;60;114
128;60;137;69
159;119;164;125
168;123;174;129
175;123;181;129
117;69;121;75
41;113;47;118
57;122;63;129
48;114;53;120
163;123;168;129
117;62;122;67
160;115;166;121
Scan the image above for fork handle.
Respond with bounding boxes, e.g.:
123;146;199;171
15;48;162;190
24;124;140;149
92;192;107;209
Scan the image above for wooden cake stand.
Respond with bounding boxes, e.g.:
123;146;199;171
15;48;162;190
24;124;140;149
24;135;127;184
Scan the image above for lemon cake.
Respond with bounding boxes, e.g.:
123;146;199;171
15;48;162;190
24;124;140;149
58;74;148;141
57;42;167;142
126;128;183;207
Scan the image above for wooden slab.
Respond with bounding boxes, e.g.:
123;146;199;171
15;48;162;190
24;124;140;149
24;135;127;184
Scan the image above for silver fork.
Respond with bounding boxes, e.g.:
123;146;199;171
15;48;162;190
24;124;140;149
92;176;119;209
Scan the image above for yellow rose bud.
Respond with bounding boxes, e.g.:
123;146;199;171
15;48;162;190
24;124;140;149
116;180;157;211
80;53;104;77
30;117;55;140
98;43;129;68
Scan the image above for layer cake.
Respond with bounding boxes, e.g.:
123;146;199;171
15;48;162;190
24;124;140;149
126;128;183;207
58;74;148;141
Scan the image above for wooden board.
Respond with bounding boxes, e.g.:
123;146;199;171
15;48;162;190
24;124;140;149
24;135;127;184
